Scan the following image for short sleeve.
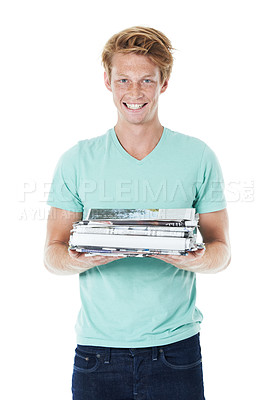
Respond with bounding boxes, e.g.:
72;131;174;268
47;144;84;212
193;144;227;213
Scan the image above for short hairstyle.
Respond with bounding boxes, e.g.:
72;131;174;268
102;26;174;84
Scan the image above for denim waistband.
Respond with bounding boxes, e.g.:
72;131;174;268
77;333;199;362
77;343;159;362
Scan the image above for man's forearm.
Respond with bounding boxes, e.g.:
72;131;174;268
44;242;89;275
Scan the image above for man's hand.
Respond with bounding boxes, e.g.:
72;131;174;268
68;249;125;269
149;248;205;271
150;209;231;274
44;207;125;275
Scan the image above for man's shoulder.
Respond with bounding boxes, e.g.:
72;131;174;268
165;127;207;152
78;130;109;148
63;130;110;156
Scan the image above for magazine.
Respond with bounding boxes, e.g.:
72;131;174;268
69;208;204;257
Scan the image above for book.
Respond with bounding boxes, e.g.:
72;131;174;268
69;243;205;257
70;232;194;251
69;208;204;257
87;208;196;221
75;220;197;227
69;245;195;256
71;225;194;238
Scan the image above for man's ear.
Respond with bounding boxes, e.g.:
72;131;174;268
160;79;169;94
104;71;112;92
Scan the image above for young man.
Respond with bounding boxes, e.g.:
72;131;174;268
44;26;231;400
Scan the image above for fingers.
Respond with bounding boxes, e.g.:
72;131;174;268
68;250;124;266
85;255;124;264
149;249;205;269
191;249;205;258
68;249;83;259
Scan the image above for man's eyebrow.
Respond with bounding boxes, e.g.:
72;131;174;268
142;74;156;78
115;73;156;78
116;73;129;77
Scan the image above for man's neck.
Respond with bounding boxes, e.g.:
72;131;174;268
114;120;164;161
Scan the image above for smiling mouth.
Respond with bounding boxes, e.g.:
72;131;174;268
123;102;148;110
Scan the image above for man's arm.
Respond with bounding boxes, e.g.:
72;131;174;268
150;209;231;274
44;207;124;275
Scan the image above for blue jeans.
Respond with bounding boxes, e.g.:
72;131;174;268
72;333;205;400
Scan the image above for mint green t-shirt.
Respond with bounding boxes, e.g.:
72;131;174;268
47;127;226;347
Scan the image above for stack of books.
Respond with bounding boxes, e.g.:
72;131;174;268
69;208;205;257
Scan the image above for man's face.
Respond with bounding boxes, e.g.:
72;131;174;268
104;53;168;126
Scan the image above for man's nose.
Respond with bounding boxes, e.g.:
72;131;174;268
128;82;143;98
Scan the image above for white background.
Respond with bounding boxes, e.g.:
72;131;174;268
1;0;272;399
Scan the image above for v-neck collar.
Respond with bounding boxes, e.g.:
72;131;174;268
109;126;167;165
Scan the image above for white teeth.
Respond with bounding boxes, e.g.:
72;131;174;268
125;103;145;109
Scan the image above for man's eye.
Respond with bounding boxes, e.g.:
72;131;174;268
120;79;128;83
143;79;151;83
